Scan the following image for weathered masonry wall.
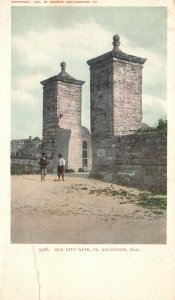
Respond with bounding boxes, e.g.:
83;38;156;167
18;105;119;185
87;34;167;191
11;137;43;174
87;34;146;138
11;159;40;174
42;82;58;159
41;62;92;171
92;132;167;191
11;138;42;159
89;60;113;139
89;59;143;139
113;59;143;134
58;82;82;127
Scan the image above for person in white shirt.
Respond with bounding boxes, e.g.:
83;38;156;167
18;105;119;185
57;153;66;181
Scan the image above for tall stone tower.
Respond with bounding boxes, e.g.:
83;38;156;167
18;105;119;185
87;34;146;140
41;62;92;171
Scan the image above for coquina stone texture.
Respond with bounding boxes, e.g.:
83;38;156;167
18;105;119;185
92;132;167;191
11;159;41;174
87;34;146;139
87;34;167;191
11;137;42;173
41;62;92;172
11;137;42;159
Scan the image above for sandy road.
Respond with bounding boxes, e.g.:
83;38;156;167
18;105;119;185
11;174;166;244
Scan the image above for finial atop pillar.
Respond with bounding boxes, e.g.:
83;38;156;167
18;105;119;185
60;61;66;71
112;34;121;51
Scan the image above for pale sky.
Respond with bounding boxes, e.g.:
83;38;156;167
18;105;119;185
11;6;167;139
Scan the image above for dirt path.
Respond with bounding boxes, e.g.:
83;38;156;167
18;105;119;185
11;174;166;244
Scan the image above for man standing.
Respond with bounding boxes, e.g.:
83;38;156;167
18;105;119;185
39;153;48;181
57;153;66;181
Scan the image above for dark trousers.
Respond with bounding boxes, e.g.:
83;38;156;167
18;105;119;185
57;166;64;179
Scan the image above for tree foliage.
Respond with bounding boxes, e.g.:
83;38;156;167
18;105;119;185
137;118;167;133
156;119;167;131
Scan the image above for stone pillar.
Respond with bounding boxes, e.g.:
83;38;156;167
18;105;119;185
41;80;58;160
41;62;91;172
87;34;146;139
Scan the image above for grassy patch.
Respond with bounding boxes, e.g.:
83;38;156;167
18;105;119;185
11;170;25;175
88;188;166;214
151;190;167;195
11;169;39;175
69;184;167;215
137;195;167;210
152;210;164;215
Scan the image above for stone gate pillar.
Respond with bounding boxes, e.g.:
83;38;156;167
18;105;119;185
87;34;146;139
41;62;91;172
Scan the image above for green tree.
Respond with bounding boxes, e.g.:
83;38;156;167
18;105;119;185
137;118;167;133
33;137;40;141
156;118;167;131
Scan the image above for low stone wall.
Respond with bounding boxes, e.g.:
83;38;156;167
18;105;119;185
11;138;42;159
11;159;41;174
11;158;58;174
92;131;167;191
11;139;45;174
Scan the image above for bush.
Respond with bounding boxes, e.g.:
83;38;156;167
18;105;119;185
33;136;40;141
65;169;75;173
156;119;167;131
78;167;88;172
137;118;167;133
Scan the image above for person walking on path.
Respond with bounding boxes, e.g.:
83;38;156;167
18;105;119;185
39;153;48;181
57;153;66;181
